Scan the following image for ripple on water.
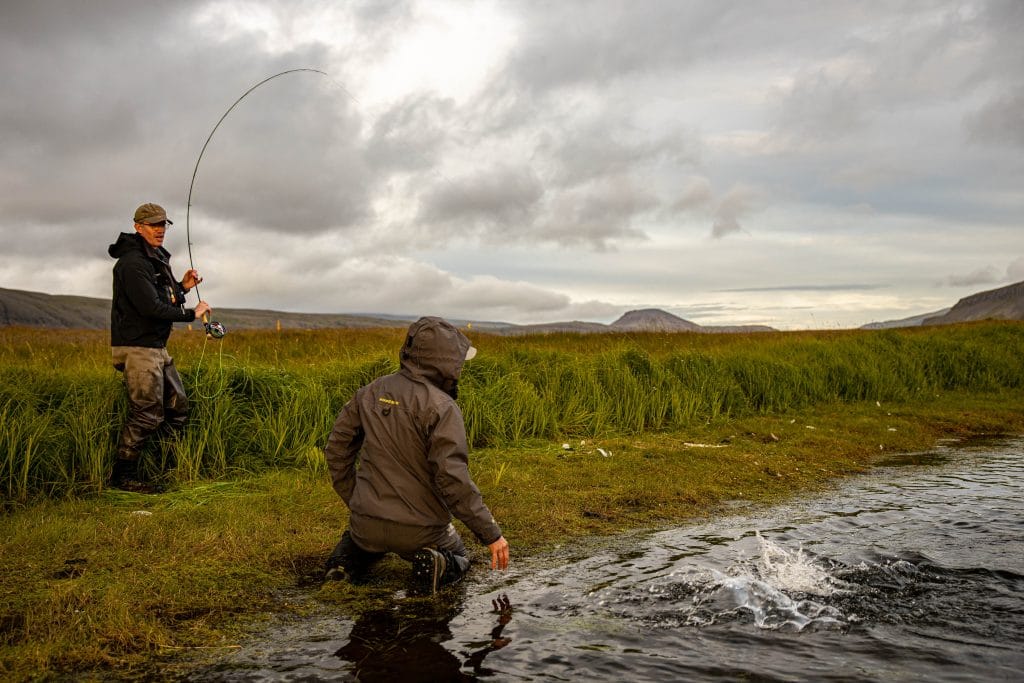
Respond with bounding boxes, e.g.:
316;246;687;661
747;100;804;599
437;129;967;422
196;438;1024;682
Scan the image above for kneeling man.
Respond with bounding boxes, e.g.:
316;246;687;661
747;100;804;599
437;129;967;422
324;316;510;593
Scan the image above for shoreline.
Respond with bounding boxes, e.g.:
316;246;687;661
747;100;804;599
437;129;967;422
2;390;1024;680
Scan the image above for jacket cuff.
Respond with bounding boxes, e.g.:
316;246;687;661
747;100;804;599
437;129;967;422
477;522;503;546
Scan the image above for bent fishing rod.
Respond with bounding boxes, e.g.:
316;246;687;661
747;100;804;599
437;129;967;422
184;68;329;339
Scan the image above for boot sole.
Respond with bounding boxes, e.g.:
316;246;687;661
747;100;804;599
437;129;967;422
412;548;446;594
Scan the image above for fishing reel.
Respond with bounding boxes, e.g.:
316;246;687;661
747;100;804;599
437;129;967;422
204;318;226;339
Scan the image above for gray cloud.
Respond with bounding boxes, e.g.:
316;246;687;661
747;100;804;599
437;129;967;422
497;2;883;96
670;179;764;240
0;2;371;236
769;4;1007;146
539;176;655;249
711;186;760;239
185;66;371;234
539;115;698;187
1006;257;1024;283
773;68;867;143
965;86;1024;147
720;284;888;293
417;165;544;238
1003;255;1024;282
2;0;1023;330
365;93;456;172
439;276;570;315
500;3;711;92
672;178;714;212
942;267;1001;288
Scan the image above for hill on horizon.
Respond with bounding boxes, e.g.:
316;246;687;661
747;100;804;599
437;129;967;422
6;281;1022;335
860;279;1024;329
0;287;775;334
493;308;775;335
923;280;1024;325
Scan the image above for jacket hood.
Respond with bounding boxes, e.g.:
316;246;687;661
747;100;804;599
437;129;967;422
399;316;474;391
108;232;170;262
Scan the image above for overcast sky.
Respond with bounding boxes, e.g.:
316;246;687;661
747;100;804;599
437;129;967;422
1;1;1022;329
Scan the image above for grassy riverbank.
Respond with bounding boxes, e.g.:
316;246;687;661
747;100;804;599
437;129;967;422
3;322;1023;501
2;322;1024;679
2;391;1024;680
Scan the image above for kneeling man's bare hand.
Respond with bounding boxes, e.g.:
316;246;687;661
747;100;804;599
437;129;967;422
489;536;510;570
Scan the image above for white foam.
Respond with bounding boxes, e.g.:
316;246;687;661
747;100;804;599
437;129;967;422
658;533;849;631
755;532;838;597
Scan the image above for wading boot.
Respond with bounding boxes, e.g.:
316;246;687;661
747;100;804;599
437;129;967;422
324;561;349;582
324;566;348;582
109;458;164;494
411;548;466;595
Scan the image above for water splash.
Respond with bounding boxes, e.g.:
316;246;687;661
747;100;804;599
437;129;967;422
754;532;840;597
612;532;851;631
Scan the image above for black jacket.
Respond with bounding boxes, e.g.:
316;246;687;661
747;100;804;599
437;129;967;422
108;232;195;347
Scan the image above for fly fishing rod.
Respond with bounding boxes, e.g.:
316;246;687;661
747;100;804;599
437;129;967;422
184;68;330;339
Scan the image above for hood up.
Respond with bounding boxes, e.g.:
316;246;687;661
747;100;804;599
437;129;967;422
399;316;475;393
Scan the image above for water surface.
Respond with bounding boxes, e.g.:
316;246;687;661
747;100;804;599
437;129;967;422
196;437;1024;682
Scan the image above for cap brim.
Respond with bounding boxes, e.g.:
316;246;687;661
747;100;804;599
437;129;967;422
465;345;477;360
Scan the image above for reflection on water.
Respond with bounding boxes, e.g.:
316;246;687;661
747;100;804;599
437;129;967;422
195;438;1024;682
334;596;512;682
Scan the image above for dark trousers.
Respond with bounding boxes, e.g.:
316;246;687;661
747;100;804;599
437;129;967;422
328;516;471;578
112;346;188;460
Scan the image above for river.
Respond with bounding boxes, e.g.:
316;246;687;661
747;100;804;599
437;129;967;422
194;437;1024;681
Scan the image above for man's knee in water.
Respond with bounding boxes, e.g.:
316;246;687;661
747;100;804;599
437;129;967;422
325;530;383;580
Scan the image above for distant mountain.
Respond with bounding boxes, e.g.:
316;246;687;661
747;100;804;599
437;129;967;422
0;287;776;335
610;308;704;332
490;308;774;335
860;308;951;330
923;280;1024;325
859;280;1024;329
0;287;414;331
610;308;774;334
0;288;110;329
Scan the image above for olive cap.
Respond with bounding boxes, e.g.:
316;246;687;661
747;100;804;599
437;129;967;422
133;203;173;225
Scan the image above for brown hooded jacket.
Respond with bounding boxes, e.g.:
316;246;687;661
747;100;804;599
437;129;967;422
324;317;502;545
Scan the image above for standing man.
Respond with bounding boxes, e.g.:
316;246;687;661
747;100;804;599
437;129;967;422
324;316;510;593
107;202;211;492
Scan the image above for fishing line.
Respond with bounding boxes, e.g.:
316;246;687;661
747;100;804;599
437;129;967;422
189;333;236;401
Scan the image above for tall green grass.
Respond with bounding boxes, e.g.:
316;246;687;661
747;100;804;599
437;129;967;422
2;322;1022;502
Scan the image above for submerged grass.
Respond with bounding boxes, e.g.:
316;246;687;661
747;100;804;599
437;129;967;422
2;322;1024;679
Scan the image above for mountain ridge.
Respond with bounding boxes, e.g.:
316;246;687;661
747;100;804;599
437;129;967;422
0;287;773;334
859;279;1024;329
922;280;1024;325
5;280;1021;334
495;308;775;335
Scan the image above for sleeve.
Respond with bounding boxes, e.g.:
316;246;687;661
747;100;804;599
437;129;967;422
122;259;196;322
174;280;189;306
324;393;366;505
428;401;503;545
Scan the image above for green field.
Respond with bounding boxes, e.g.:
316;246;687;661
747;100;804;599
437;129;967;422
2;322;1024;679
3;322;1023;502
